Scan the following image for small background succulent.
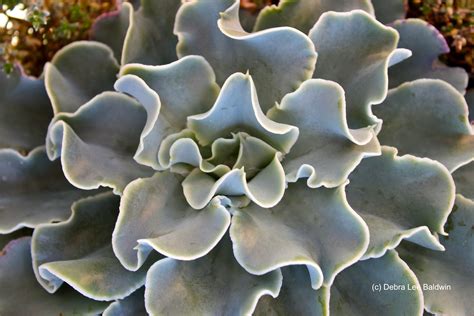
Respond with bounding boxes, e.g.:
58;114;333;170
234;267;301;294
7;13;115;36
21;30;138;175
0;0;116;76
406;0;473;87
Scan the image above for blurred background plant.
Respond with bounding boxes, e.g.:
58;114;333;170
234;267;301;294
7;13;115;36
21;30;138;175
240;0;278;14
0;0;116;76
0;0;472;86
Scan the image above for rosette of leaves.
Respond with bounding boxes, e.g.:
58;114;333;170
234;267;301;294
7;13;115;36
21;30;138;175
0;0;473;315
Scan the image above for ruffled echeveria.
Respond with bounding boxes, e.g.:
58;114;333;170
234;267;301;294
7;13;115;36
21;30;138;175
1;0;473;315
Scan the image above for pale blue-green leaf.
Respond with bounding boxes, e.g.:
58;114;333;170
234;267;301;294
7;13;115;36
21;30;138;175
387;48;412;67
254;266;323;316
322;250;423;315
90;2;132;62
254;0;374;33
268;79;380;188
182;153;286;209
0;65;52;152
160;131;278;179
175;0;317;111
119;56;219;128
0;147;98;234
45;41;119;113
47;92;153;194
188;72;298;153
232;132;279;178
347;146;455;259
398;195;474;316
206;133;241;167
157;129;200;170
121;0;180;65
231;180;368;289
112;172;229;271
374;79;474;172
157;132;230;176
452;162;474;200
118;55;219;169
32;192;153;301
0;238;107;315
144;237;282;315
164;137;211;172
371;0;405;24
104;288;146;316
308;10;398;128
389;19;468;93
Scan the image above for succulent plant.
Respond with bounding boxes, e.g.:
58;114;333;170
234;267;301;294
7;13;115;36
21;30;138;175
0;0;473;315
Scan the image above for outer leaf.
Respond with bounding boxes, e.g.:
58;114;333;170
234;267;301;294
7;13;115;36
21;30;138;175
0;65;53;152
121;0;180;65
374;79;474;172
32;192;153;301
398;195;474;316
112;172;229;271
452;162;474;200
47;92;153;194
104;288;146;316
230;180;369;289
144;237;282;315
45;41;119;113
182;154;286;209
321;250;423;315
175;0;317;111
0;147;97;233
254;0;374;33
120;56;219;128
308;10;398;128
254;266;322;316
117;55;219;169
388;19;468;93
188;72;298;153
347;146;455;259
371;0;405;24
0;238;107;315
91;2;132;62
268;79;380;188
